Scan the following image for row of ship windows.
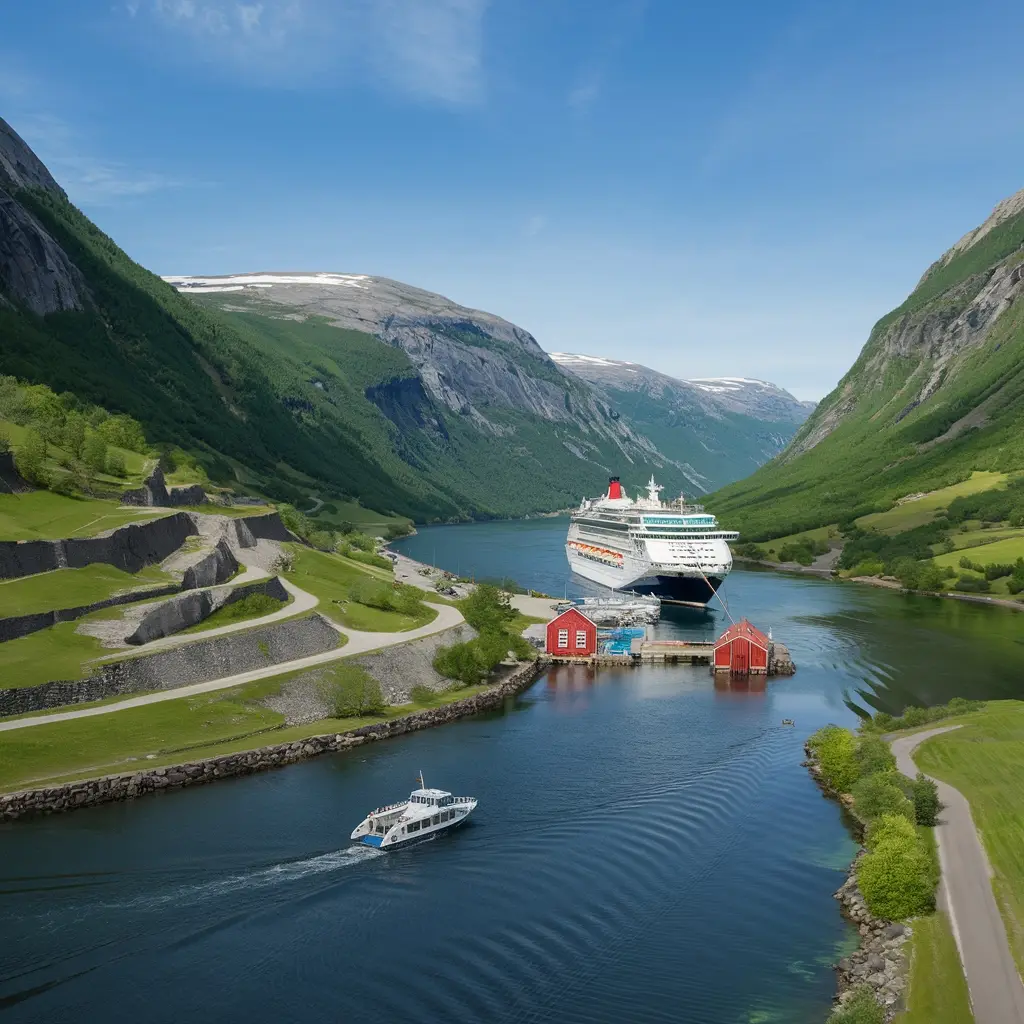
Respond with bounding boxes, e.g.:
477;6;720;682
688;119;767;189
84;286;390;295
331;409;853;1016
406;809;457;832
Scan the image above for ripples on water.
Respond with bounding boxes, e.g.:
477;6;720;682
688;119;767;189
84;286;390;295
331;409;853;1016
4;521;1024;1022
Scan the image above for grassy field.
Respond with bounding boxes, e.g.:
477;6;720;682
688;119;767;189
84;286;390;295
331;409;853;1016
858;472;1007;534
757;524;837;558
0;675;491;792
0;563;173;617
306;498;412;533
0;491;167;541
287;545;436;632
915;701;1024;974
932;536;1024;569
943;524;1024;552
895;911;974;1023
0;617;110;689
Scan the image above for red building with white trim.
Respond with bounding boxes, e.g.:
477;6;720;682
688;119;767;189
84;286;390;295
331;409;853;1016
545;607;599;657
713;619;770;674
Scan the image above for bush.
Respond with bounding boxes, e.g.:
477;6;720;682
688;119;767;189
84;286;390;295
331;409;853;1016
307;530;336;552
14;428;48;486
459;584;516;632
433;641;487;686
826;986;884;1024
847;559;885;578
409;684;438;705
0;429;10;456
345;549;392;571
954;575;991;593
864;813;918;852
808;725;860;793
733;542;766;559
106;450;127;477
911;773;940;826
898;706;930;728
854;736;896;776
346;532;378;552
984;563;1015;580
320;664;386;717
857;829;935;919
851;772;915;823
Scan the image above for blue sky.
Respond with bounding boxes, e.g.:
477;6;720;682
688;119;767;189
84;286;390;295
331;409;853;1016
4;0;1024;400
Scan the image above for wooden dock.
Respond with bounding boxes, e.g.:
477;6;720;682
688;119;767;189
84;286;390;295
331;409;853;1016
547;638;796;675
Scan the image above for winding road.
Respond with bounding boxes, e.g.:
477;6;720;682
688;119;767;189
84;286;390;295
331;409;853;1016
0;599;464;733
892;726;1024;1023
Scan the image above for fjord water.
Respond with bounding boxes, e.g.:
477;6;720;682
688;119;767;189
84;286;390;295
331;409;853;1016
4;523;1024;1023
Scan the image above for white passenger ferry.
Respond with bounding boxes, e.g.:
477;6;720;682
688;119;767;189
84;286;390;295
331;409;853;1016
350;773;478;850
566;475;739;606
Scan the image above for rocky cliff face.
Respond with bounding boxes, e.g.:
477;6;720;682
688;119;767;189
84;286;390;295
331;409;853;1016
0;117;84;314
550;353;813;490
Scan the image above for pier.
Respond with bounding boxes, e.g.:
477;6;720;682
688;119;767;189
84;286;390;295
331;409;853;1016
547;637;795;675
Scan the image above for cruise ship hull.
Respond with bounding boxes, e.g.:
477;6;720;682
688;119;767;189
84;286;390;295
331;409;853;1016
566;547;725;607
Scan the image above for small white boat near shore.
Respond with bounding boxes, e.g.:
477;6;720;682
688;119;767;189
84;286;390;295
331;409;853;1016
350;773;477;850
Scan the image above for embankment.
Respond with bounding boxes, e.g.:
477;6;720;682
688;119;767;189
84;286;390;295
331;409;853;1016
0;659;544;821
0;512;196;581
0;613;339;717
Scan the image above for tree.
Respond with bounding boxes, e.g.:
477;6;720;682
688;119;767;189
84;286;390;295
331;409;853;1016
856;829;935;919
61;411;86;458
854;736;896;776
14;429;48;487
83;431;108;472
911;773;940;826
433;641;487;686
864;812;917;852
807;725;860;793
321;665;386;717
106;450;127;478
851;772;915;823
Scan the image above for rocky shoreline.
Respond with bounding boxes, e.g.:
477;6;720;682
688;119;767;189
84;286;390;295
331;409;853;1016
804;744;911;1020
0;659;544;822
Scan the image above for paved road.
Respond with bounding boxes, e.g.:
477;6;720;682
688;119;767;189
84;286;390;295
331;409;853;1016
0;602;464;733
892;726;1024;1024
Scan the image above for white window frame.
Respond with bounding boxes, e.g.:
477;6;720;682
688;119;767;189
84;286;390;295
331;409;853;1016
557;628;569;647
575;630;588;649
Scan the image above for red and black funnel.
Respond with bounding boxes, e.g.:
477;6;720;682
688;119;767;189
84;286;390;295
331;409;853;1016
607;476;623;499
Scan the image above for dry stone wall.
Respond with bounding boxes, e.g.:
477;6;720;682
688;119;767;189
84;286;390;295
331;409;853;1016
350;622;477;702
120;466;206;508
0;612;339;717
0;660;544;821
0;512;196;580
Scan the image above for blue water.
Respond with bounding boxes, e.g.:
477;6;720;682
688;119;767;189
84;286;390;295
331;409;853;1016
4;520;1024;1023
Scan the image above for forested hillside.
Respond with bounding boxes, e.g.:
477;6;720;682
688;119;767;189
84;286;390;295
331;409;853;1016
709;187;1024;540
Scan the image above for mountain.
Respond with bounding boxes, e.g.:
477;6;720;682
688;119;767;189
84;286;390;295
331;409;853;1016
708;186;1024;539
550;353;814;491
0;113;799;522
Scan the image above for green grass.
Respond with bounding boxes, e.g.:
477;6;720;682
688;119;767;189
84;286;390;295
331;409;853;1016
287;545;436;632
179;592;289;634
0;563;173;617
894;911;974;1023
932;535;1024;569
0;617;111;689
0;491;168;541
759;524;838;558
858;473;1007;534
0;675;492;792
915;701;1024;974
307;498;412;533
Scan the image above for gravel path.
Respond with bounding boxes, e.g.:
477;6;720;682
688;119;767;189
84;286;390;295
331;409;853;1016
891;726;1024;1023
0;602;464;733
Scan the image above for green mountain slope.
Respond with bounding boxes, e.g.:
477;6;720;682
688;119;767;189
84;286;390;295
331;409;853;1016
708;188;1024;540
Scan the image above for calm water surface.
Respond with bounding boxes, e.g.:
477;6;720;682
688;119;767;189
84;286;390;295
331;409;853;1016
3;519;1023;1023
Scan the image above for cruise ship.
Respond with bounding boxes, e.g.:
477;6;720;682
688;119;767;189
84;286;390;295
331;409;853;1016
565;476;739;606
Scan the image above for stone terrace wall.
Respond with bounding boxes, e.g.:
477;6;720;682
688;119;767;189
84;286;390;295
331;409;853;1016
234;512;295;545
350;622;477;703
0;612;339;717
0;512;196;581
121;466;206;508
126;576;288;646
0;660;545;821
180;538;238;590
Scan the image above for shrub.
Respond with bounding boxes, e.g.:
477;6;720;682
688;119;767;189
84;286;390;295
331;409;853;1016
321;664;386;717
984;563;1015;580
851;772;915;824
854;736;896;776
307;530;336;552
346;532;378;552
864;813;917;852
826;986;884;1024
459;584;516;632
106;450;127;477
857;830;935;919
899;706;930;728
847;559;885;578
954;575;991;593
14;428;48;486
345;549;392;571
911;773;940;826
959;555;981;571
433;641;486;686
409;684;438;705
0;429;10;456
808;725;860;793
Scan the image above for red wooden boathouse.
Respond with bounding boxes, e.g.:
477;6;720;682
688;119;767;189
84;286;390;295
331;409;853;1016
713;619;770;674
545;607;598;657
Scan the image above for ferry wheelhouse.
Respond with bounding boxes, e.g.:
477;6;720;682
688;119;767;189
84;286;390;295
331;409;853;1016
566;475;739;606
351;774;477;850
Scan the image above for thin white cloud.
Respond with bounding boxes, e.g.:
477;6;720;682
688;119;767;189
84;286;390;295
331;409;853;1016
126;0;488;104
